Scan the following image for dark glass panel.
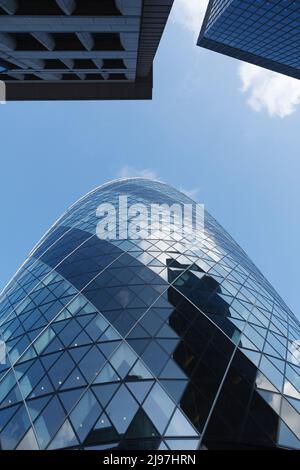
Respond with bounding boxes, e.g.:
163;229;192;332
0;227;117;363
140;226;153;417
0;405;30;449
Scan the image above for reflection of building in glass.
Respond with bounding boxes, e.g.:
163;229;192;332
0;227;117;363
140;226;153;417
0;178;299;450
167;259;241;342
198;0;300;80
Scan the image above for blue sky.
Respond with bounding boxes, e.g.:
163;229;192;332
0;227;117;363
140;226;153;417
0;1;299;318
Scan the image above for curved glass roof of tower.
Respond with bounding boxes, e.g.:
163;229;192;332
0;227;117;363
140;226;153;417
0;178;299;450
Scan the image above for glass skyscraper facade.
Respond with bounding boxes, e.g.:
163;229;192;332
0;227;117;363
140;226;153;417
198;0;300;80
0;178;299;450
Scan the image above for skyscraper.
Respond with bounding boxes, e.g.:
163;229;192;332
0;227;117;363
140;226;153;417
0;178;299;450
0;1;174;100
198;0;300;80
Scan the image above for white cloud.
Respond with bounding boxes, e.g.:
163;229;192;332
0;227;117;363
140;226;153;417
171;0;209;37
180;186;201;200
117;165;157;180
239;62;300;118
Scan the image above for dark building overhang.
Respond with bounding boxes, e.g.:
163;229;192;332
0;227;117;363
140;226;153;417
5;72;153;101
0;0;174;101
